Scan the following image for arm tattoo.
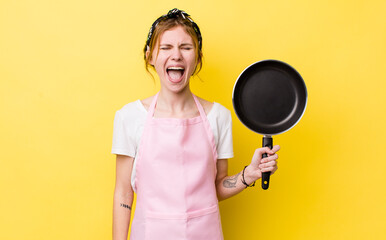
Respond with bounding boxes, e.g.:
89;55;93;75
223;172;241;188
120;203;131;210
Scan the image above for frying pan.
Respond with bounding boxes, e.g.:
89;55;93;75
232;59;307;190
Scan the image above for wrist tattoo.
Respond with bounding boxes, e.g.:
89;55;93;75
223;172;241;188
120;203;131;210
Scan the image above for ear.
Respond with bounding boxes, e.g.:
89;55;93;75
146;50;154;66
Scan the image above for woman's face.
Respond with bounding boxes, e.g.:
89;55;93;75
150;26;197;93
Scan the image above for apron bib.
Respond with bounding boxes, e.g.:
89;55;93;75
130;92;223;240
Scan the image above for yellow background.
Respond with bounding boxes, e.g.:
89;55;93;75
1;0;385;239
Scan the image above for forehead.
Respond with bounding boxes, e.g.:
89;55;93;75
159;26;193;44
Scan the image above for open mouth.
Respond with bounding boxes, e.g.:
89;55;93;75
166;66;185;83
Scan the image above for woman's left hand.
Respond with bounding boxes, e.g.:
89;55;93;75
244;145;280;184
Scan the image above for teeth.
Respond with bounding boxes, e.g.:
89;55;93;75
167;67;184;70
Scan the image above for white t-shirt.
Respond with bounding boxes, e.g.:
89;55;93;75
111;99;234;192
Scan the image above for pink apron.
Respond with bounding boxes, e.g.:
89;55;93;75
130;92;223;240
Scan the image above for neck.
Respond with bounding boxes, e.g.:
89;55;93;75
157;86;195;113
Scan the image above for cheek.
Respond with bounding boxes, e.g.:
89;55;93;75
153;56;165;70
186;53;197;66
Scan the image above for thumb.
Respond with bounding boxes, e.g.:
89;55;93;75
250;147;273;167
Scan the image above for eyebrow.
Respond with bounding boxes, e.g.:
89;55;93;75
181;43;194;47
159;43;194;47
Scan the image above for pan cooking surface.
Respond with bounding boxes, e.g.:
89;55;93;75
233;60;307;135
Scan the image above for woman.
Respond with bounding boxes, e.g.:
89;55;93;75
112;8;280;240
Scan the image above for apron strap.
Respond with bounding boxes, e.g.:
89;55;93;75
192;94;207;119
192;94;219;163
145;92;160;123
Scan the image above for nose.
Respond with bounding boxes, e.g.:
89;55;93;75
170;48;182;61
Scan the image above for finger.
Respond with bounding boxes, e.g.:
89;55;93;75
257;147;275;155
261;165;278;173
261;153;278;163
252;146;280;167
262;145;280;156
270;145;280;154
251;147;271;164
259;160;277;169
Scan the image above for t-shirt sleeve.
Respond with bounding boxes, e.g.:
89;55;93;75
111;110;136;157
217;107;234;159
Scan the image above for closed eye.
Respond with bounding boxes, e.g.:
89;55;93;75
159;44;172;50
181;44;193;50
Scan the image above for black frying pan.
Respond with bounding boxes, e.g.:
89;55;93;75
232;59;307;190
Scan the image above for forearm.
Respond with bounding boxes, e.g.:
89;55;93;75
113;190;133;240
216;166;257;201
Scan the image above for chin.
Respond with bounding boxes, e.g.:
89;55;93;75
165;81;190;94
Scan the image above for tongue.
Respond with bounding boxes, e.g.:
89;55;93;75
168;70;183;80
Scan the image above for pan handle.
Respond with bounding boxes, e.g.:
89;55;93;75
262;136;273;190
